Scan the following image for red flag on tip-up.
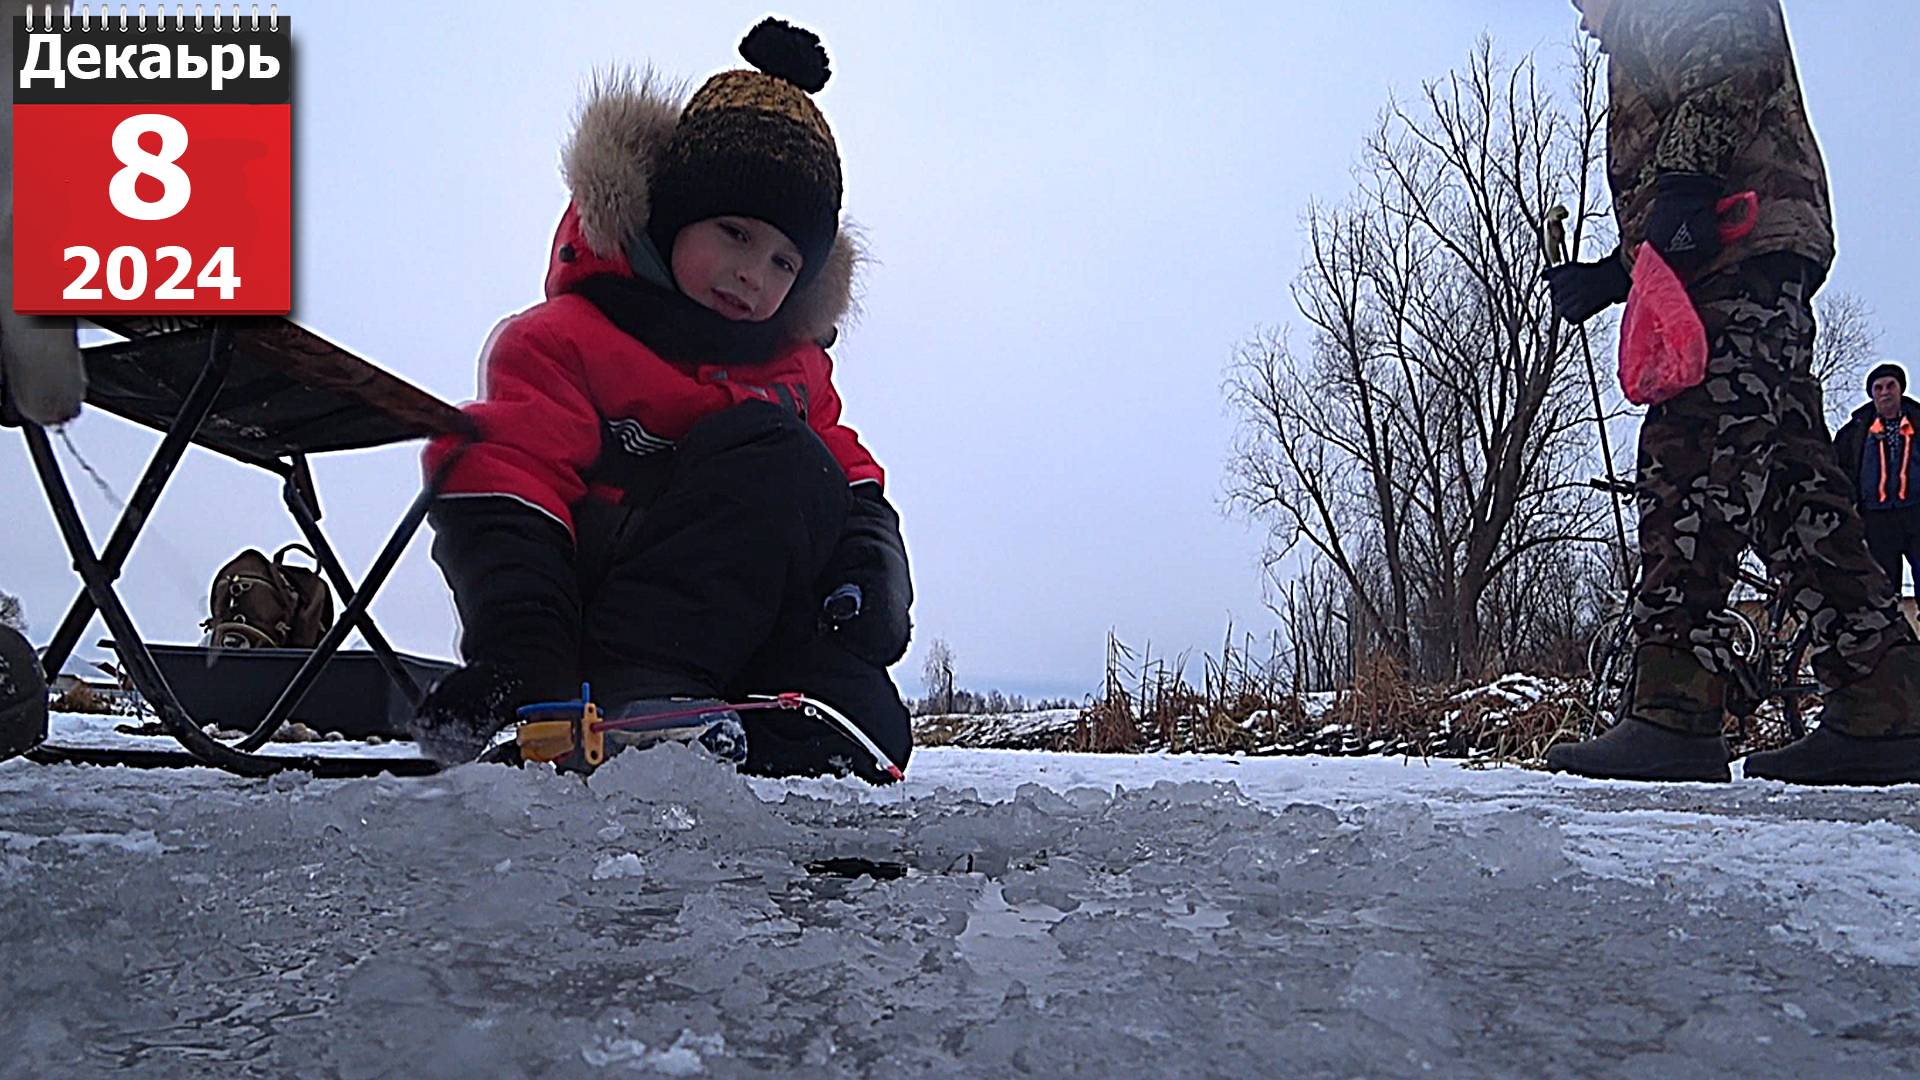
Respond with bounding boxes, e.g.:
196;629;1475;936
1617;191;1760;406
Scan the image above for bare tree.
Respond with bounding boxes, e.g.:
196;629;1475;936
1227;37;1614;681
1479;536;1614;675
1812;291;1883;430
1270;554;1356;693
919;637;956;714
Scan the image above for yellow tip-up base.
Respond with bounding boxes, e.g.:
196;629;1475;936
515;700;605;771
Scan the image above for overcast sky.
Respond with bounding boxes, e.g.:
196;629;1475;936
5;1;1915;701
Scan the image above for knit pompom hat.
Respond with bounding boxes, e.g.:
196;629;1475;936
645;18;842;288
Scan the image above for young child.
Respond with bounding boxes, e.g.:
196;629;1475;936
413;19;912;783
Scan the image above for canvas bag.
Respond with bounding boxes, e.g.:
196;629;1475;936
1617;191;1760;406
203;544;335;649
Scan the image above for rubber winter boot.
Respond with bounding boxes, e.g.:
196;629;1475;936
1548;642;1731;782
1744;643;1920;785
0;624;48;762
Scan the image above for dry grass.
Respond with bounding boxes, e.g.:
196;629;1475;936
923;625;1818;765
1031;630;1603;765
49;684;118;715
1067;694;1141;754
1445;685;1589;768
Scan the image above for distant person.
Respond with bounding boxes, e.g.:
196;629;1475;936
408;19;912;783
1831;363;1920;598
1544;0;1920;785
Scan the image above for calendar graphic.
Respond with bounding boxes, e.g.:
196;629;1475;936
12;8;291;314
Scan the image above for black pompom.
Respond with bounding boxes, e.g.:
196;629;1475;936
739;17;830;93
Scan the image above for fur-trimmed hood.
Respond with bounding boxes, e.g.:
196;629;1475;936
544;69;860;346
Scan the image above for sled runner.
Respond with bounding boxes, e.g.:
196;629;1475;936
5;316;475;777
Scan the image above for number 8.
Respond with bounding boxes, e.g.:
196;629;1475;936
109;114;192;222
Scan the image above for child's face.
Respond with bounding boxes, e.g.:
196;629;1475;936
669;216;804;322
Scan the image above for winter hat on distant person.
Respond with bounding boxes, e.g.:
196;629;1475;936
645;17;843;288
1869;362;1907;393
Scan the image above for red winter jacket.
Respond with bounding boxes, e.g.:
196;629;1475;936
423;203;882;535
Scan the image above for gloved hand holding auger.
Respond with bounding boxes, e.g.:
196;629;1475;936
1544;249;1630;326
1544;174;1747;328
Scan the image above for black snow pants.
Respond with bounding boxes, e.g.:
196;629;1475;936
430;400;912;781
1862;505;1920;599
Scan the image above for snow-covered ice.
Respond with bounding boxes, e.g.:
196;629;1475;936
4;719;1920;1077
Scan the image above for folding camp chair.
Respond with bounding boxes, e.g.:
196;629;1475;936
7;315;475;777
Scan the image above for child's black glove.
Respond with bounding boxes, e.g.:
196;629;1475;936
1543;249;1630;324
1643;171;1725;278
820;487;912;667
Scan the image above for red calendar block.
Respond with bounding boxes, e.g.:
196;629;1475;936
13;104;290;314
11;14;293;315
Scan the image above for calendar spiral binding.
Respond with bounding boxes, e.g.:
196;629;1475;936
22;5;281;32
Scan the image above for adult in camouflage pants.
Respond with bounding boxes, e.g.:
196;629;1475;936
1633;255;1916;724
1546;0;1920;784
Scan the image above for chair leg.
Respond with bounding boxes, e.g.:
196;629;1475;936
238;440;473;752
38;326;232;677
282;462;423;708
23;421;280;776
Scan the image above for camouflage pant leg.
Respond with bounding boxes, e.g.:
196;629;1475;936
1632;255;1912;699
1748;292;1917;689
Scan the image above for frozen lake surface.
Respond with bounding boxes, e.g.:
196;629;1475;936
4;724;1920;1077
